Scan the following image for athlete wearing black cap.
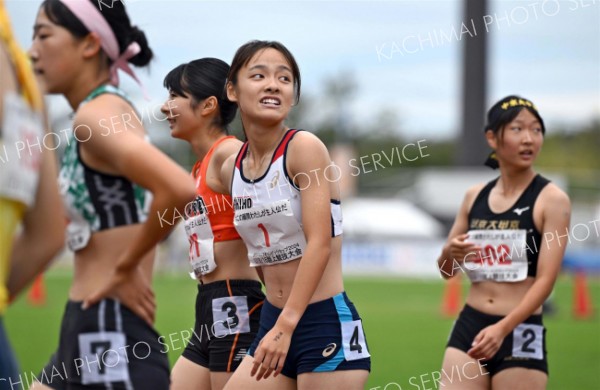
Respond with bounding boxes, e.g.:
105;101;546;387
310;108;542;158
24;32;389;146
437;96;571;390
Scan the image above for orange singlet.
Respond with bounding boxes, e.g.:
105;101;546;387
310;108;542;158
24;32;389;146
191;135;240;242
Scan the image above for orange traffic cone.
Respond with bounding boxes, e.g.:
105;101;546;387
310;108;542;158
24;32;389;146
573;271;593;319
442;274;461;317
27;274;46;306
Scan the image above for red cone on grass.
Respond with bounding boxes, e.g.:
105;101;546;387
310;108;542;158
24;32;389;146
573;271;593;319
442;274;461;317
27;274;46;306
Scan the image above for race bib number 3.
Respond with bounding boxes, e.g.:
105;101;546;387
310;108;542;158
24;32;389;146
512;323;544;360
341;320;370;361
211;296;250;337
0;92;43;206
465;229;528;282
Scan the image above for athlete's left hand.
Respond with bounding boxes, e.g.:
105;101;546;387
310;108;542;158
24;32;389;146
251;324;292;381
467;323;509;360
82;267;156;326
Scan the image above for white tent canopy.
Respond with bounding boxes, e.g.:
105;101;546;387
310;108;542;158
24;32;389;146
341;197;444;239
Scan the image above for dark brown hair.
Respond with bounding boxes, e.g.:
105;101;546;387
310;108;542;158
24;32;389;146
41;0;153;67
227;40;301;104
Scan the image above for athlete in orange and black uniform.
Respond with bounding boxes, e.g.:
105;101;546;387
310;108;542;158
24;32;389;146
162;58;264;390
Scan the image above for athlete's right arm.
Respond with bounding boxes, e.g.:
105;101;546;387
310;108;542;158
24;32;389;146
7;110;65;298
437;184;483;279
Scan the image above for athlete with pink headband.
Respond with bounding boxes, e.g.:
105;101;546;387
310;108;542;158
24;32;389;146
29;1;196;389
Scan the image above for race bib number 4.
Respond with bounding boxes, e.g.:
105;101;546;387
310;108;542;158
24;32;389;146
234;199;306;266
341;320;371;361
0;92;43;207
464;229;528;282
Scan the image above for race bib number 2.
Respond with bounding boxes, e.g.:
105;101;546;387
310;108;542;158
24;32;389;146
512;323;544;360
465;229;529;282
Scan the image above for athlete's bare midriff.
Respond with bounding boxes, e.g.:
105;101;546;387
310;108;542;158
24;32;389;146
199;239;260;284
70;225;155;301
466;277;542;316
261;236;344;308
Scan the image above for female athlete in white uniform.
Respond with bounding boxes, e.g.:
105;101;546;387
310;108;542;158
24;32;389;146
222;40;370;390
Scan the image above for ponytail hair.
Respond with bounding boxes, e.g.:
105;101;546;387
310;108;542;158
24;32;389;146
164;58;237;131
42;0;153;68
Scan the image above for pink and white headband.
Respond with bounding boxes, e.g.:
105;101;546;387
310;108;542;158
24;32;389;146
60;0;148;97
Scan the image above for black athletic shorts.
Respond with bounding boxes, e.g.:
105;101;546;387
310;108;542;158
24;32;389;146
181;279;264;372
37;299;169;389
447;304;548;376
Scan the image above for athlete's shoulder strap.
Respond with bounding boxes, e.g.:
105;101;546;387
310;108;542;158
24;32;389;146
525;174;551;198
273;128;301;162
235;141;249;170
473;177;498;204
468;177;498;217
82;84;132;106
198;135;236;193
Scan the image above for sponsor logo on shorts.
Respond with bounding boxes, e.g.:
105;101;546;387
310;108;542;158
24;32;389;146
322;343;337;357
235;348;247;362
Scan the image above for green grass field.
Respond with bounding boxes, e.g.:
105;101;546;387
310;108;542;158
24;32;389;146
5;272;600;389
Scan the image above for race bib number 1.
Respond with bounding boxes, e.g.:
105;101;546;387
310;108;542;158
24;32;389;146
234;199;307;266
465;229;528;282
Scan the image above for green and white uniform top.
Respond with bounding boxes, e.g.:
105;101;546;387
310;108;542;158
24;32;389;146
58;84;151;251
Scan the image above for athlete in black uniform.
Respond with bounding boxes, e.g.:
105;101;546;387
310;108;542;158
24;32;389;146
437;96;571;390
